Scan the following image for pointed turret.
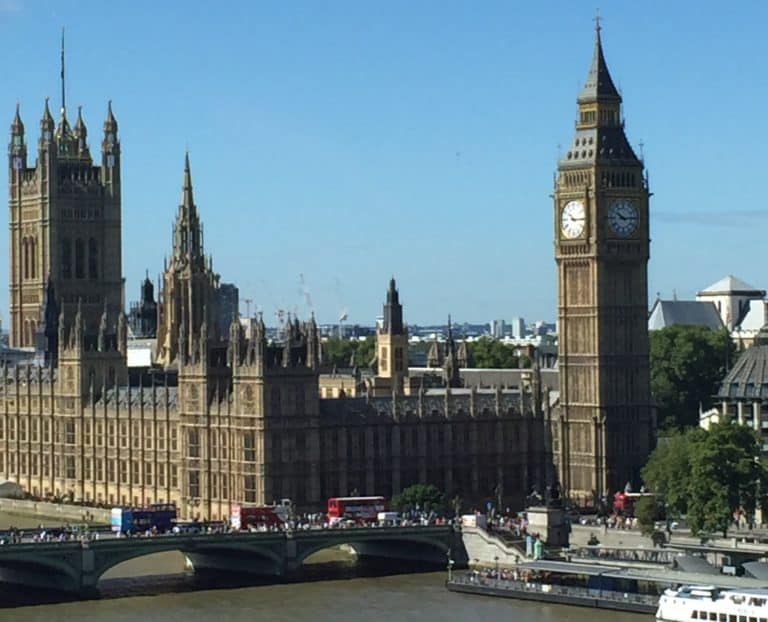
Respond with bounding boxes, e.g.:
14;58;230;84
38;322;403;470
9;103;27;170
55;107;72;140
103;100;117;133
382;276;403;334
40;98;54;140
578;22;621;104
11;103;24;135
73;106;90;157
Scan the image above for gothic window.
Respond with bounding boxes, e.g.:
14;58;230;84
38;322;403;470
244;475;257;503
88;238;98;279
188;470;200;498
188;429;200;458
395;347;404;372
243;432;256;462
61;239;72;279
75;238;85;279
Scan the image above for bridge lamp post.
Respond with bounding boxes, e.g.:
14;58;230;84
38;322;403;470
446;549;455;582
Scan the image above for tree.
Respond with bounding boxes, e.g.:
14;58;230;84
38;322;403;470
634;495;660;536
322;337;376;369
650;325;735;429
642;423;765;536
390;484;446;514
641;428;703;518
686;423;764;536
470;337;520;369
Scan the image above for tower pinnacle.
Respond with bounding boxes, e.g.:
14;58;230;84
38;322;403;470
578;18;620;103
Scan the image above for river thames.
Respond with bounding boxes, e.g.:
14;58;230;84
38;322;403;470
0;512;651;621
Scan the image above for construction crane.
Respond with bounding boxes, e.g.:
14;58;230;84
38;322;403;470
338;309;348;339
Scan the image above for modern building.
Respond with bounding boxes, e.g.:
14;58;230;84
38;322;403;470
491;319;506;339
509;317;525;339
552;22;654;503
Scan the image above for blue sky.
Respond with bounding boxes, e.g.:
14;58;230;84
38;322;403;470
0;1;766;327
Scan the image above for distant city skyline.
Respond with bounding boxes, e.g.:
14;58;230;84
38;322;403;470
0;2;766;325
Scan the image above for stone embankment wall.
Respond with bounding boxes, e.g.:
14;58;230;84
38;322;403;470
461;526;524;566
0;498;111;523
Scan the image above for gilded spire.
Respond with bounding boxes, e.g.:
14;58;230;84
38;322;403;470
578;17;621;103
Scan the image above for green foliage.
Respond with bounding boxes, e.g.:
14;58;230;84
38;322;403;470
323;337;375;369
641;429;703;518
687;423;764;536
641;423;765;536
650;325;735;429
634;495;660;536
391;484;446;513
469;337;521;369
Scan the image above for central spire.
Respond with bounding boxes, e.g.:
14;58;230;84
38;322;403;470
181;151;195;212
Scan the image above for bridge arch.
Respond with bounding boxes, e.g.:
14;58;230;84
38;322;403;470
0;546;84;593
293;533;451;569
91;539;286;581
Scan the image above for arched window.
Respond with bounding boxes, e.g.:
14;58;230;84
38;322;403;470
75;239;84;279
62;239;72;279
88;238;98;280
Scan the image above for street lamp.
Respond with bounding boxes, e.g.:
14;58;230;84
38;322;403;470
446;548;455;582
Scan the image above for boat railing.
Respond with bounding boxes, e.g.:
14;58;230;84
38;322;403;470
450;574;659;607
569;545;679;565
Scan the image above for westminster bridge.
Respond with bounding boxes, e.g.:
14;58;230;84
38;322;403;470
0;525;466;596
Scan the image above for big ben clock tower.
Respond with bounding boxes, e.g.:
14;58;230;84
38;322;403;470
554;22;654;504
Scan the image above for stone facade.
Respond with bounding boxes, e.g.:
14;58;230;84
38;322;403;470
8;101;122;348
553;25;654;503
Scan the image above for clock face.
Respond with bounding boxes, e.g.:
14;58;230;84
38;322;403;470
560;200;586;239
608;199;639;237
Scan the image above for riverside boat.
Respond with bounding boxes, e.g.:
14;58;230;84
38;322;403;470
656;585;768;621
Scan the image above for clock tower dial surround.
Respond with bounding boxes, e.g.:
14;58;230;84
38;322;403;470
553;24;654;504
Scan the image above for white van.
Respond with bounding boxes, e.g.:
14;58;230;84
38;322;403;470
377;511;400;526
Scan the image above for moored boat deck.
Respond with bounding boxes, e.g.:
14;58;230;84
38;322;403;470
446;573;658;614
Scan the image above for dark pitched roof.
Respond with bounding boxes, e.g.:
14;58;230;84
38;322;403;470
718;342;768;399
648;300;724;331
578;28;621;103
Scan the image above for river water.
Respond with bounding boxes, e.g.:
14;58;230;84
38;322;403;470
0;512;652;621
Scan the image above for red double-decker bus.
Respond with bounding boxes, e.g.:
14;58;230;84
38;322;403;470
327;496;386;525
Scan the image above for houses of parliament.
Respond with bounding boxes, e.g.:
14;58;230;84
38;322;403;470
0;24;654;518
